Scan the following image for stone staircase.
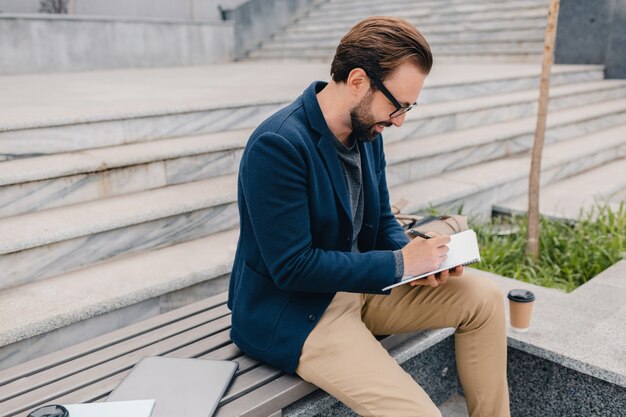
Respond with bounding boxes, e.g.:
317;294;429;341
247;0;549;62
1;1;626;379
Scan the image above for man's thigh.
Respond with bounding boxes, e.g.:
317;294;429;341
296;292;441;417
362;272;502;335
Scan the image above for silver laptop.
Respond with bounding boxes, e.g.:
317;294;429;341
106;357;238;417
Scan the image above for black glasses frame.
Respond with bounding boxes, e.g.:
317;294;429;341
366;71;417;118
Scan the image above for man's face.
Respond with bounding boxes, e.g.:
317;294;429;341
350;62;426;142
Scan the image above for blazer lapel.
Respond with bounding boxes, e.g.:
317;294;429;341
317;133;352;223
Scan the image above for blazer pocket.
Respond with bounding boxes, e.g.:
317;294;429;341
232;262;292;352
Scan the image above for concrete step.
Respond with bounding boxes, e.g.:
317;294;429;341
276;19;547;41
0;129;250;218
0;228;240;370
0;175;238;290
3;79;622;219
2;96;623;290
0;62;329;162
1;64;603;160
434;53;544;64
279;16;547;38
385;79;626;144
301;0;548;23
248;47;545;61
493;158;626;220
260;35;545;50
388;123;626;218
385;98;626;187
314;0;546;13
2;122;623;372
295;3;548;27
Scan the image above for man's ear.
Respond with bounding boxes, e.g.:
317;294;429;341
346;68;368;97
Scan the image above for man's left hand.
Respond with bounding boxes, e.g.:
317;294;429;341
409;265;464;288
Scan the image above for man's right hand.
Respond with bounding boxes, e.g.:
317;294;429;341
401;233;450;277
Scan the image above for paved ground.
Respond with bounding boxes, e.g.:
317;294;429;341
440;394;469;417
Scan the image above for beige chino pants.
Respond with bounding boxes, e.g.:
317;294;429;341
295;273;510;417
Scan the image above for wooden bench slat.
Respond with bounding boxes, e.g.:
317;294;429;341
0;303;231;402
36;342;244;413
0;316;232;416
231;355;261;376
220;364;283;405
216;374;317;417
0;291;228;385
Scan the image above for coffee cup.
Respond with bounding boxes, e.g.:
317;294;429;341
507;289;535;333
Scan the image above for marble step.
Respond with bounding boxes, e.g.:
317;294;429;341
261;33;546;50
0;129;250;218
2;123;623;369
0;175;238;290
1;78;621;219
434;53;544;64
0;61;333;162
389;123;626;218
385;79;626;144
293;7;548;32
276;18;547;40
295;3;548;27
1;64;603;161
384;98;626;187
249;49;542;62
2;96;625;290
0;228;240;370
313;0;546;13
301;0;548;23
493;158;626;220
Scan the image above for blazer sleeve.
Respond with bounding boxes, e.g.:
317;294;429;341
241;132;397;294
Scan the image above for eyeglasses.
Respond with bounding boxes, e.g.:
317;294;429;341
27;404;69;417
366;71;417;118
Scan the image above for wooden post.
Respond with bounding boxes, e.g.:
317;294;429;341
526;0;561;259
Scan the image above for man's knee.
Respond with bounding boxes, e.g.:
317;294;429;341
459;275;505;330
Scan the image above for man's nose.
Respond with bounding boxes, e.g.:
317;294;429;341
391;113;406;127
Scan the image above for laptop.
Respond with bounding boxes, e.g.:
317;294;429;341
106;357;238;417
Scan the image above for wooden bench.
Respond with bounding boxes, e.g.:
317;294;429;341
0;291;422;417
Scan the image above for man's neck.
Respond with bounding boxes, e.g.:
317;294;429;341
316;81;353;147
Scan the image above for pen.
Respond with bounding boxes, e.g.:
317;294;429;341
408;229;431;239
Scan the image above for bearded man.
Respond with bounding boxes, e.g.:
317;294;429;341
227;16;510;417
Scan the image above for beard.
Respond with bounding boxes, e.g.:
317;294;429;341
349;90;393;143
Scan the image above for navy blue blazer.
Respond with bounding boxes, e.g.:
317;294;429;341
227;81;410;373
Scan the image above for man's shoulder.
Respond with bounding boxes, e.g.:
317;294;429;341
249;97;315;147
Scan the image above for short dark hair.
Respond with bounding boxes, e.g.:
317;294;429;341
330;16;433;84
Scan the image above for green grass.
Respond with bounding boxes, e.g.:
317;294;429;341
469;203;626;292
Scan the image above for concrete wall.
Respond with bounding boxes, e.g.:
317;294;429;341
555;0;626;79
0;0;317;73
0;14;234;74
0;0;249;22
232;0;318;58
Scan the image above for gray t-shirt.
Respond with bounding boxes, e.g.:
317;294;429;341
332;135;404;280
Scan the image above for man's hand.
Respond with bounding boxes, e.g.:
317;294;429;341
401;231;465;288
409;264;464;288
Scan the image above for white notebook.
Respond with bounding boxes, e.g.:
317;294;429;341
63;400;155;417
383;229;481;291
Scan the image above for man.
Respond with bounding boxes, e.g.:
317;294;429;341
227;16;510;417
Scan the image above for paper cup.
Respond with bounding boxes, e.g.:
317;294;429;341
507;289;535;333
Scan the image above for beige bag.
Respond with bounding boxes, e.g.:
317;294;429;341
392;199;469;239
